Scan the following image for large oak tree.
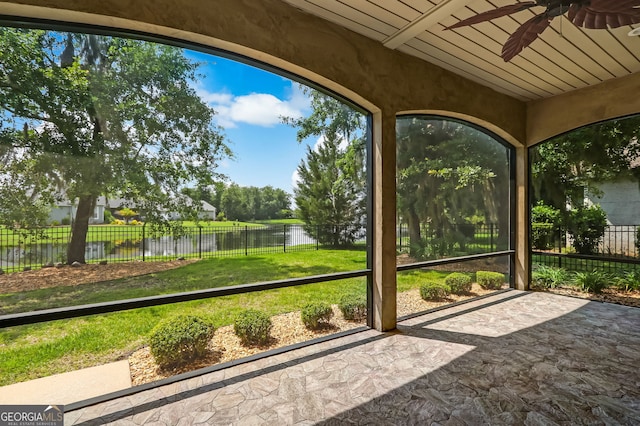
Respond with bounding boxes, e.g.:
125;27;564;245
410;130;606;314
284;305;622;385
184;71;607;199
0;28;230;263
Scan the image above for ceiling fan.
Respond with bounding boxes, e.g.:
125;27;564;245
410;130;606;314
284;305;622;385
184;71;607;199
444;1;640;62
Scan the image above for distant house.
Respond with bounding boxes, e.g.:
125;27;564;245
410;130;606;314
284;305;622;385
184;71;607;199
49;196;107;225
161;199;217;221
585;179;640;256
50;196;216;224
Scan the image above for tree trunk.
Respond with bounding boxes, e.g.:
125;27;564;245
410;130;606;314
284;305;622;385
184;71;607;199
67;195;96;264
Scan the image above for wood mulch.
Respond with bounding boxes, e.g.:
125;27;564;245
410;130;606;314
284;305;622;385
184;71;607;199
128;283;501;386
0;259;199;294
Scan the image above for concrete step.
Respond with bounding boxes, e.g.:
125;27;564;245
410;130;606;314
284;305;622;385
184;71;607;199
0;360;131;405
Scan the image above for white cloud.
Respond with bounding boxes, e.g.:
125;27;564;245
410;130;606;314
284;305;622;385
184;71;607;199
196;83;310;128
291;169;300;189
312;134;350;152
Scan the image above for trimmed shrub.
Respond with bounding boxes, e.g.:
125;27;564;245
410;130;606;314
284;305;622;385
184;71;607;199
567;205;607;255
531;202;561;250
476;271;505;290
573;270;609;294
61;217;71;226
419;281;450;301
301;302;333;330
234;309;272;345
531;265;571;289
149;315;215;369
445;272;472;294
338;294;367;321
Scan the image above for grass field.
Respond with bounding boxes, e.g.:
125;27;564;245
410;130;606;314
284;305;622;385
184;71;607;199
0;221;266;247
0;248;453;386
0;249;453;385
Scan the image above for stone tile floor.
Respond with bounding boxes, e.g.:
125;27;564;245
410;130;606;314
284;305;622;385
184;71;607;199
66;290;640;425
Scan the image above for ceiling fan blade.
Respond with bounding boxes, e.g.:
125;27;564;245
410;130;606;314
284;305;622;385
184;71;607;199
502;14;551;62
569;0;640;29
587;0;640;13
444;2;538;30
569;7;640;29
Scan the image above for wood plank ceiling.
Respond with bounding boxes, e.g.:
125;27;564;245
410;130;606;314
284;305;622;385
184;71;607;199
282;0;640;101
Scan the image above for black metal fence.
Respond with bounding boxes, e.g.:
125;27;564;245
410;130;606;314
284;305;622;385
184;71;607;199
532;225;640;273
397;223;502;257
0;223;360;272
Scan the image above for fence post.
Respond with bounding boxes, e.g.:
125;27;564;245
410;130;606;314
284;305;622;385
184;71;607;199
399;223;403;252
558;228;563;268
245;225;248;256
142;223;146;262
199;226;203;259
490;223;494;252
283;225;287;253
316;225;320;251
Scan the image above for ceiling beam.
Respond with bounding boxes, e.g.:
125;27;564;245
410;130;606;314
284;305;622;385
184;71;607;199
383;0;472;49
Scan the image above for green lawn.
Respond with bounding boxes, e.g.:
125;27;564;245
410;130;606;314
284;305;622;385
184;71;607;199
0;221;265;248
0;249;453;386
255;219;305;225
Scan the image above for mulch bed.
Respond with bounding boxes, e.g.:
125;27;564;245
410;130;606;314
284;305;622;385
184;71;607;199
0;259;199;294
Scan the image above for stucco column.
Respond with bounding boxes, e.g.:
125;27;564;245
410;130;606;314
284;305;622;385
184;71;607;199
514;145;529;290
371;109;397;331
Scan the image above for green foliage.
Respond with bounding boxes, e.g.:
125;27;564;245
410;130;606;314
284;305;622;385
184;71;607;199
216;211;226;221
234;309;272;346
0;28;231;264
61;217;71;226
284;88;367;247
396;116;511;258
614;270;640;292
567;205;607;255
530;115;640;211
149;314;215;368
50;220;60;227
338;294;367;321
573;270;610;294
476;271;505;290
103;209;114;224
531;265;571;289
220;184;291;221
636;227;640;255
445;272;472;294
419;281;451;301
300;302;333;329
531;201;561;250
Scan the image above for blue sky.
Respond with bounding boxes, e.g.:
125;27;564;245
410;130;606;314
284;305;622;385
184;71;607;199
184;50;317;195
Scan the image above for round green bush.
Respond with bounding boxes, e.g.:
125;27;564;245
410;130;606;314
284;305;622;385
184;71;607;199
419;281;451;301
234;309;272;345
476;271;505;290
149;314;215;369
301;302;333;330
445;272;472;294
338;294;367;321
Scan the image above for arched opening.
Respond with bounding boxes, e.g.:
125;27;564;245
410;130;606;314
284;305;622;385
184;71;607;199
0;20;374;406
395;115;516;318
529;114;640;298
